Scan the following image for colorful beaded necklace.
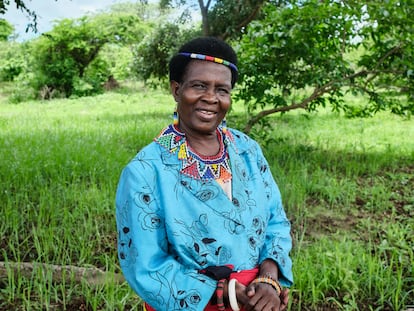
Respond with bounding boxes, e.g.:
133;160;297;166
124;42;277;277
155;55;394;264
155;125;232;182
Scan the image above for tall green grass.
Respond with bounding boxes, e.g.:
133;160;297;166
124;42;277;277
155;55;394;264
0;86;413;310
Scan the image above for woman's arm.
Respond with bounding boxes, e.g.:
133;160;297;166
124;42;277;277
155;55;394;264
236;141;293;310
116;160;216;310
256;143;293;287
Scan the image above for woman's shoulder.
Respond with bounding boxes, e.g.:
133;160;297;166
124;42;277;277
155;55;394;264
135;140;163;158
126;125;181;170
227;128;260;152
130;124;178;159
122;142;161;170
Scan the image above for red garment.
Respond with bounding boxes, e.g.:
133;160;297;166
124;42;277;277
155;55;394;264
144;268;259;311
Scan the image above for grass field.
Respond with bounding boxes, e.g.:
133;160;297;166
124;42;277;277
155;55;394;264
0;84;413;310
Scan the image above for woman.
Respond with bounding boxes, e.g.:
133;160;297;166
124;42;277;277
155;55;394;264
116;37;293;311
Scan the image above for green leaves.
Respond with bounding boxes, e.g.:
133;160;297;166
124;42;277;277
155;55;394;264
27;11;151;98
0;18;13;41
131;22;199;84
29;17;107;97
237;0;414;132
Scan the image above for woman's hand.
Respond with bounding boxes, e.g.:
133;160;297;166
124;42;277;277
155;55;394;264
243;281;282;311
230;279;289;311
239;259;289;311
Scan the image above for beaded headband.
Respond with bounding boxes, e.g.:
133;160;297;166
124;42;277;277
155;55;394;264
178;52;238;72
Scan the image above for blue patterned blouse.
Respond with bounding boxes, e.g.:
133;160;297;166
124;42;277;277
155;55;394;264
116;125;293;310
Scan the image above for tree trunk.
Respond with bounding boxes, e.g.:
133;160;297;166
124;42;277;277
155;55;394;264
198;0;211;36
0;261;125;286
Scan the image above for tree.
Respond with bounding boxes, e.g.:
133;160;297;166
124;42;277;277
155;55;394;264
30;18;107;97
134;0;276;83
208;0;279;39
236;0;414;133
159;0;284;39
132;22;199;84
30;12;148;97
0;18;13;40
0;40;26;81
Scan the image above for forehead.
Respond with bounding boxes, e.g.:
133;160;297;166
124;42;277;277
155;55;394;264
183;60;232;84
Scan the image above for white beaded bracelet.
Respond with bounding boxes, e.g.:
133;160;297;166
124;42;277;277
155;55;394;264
228;278;240;311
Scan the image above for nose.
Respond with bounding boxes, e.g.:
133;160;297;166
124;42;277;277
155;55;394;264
202;87;218;104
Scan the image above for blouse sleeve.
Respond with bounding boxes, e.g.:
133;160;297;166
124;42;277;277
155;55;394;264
115;158;216;310
255;144;294;287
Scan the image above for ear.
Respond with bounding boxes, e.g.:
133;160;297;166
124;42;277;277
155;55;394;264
170;80;180;102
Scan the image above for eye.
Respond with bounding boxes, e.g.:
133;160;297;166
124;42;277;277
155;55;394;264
217;87;230;95
192;82;206;89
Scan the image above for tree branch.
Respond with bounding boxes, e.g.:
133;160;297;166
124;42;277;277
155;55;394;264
243;68;381;133
222;2;263;40
205;0;213;10
375;43;403;70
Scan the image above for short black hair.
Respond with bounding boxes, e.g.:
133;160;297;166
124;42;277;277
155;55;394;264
169;37;238;87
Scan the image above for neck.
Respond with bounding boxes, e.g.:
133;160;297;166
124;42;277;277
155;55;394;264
182;128;220;157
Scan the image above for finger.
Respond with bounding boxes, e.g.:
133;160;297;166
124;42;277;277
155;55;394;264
247;291;278;311
251;296;268;311
246;284;256;298
243;292;261;311
264;300;278;311
235;282;250;306
265;296;281;311
245;296;259;311
279;288;289;311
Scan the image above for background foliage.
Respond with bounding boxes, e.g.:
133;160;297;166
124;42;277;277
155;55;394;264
1;0;413;128
236;0;414;132
0;18;13;40
1;1;414;309
29;12;148;98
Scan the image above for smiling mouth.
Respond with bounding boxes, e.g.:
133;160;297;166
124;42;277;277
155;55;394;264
197;109;217;115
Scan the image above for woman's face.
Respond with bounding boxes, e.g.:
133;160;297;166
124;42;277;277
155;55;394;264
171;60;232;136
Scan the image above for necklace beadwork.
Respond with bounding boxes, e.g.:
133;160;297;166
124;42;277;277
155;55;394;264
155;125;232;182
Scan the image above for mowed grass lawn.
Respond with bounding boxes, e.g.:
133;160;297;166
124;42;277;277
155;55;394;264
0;85;413;310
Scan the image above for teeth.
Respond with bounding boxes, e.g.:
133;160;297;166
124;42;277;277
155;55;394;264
200;110;215;115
